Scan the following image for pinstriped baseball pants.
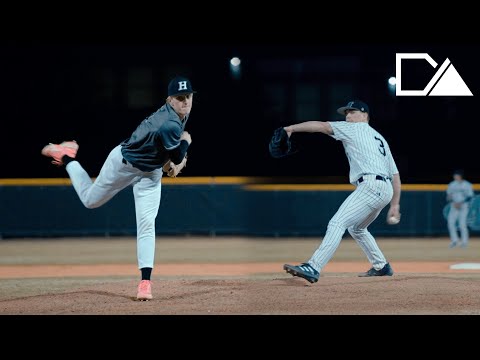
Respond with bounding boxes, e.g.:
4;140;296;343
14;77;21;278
65;145;163;269
447;203;469;245
309;176;393;272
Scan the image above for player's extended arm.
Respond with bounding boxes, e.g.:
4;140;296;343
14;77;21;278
387;173;402;220
284;121;333;137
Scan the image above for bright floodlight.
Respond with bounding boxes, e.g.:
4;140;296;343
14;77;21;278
387;76;396;97
229;57;241;80
230;57;241;67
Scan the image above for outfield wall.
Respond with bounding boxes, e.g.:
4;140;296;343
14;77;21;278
1;178;478;238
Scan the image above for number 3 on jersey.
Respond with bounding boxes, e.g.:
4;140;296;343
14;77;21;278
374;136;386;156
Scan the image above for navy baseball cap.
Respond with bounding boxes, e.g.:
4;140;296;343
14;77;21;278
167;76;196;97
337;100;370;116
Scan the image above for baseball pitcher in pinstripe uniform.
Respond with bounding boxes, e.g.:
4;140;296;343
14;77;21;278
283;100;402;283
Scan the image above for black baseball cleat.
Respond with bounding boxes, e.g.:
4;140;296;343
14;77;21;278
358;262;394;277
284;263;319;283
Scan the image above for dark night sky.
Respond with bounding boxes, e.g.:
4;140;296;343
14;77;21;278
1;31;479;183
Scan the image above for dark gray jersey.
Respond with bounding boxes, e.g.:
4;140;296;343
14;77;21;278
121;103;188;172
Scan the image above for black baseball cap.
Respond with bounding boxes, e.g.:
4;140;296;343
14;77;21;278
167;76;196;97
337;100;370;116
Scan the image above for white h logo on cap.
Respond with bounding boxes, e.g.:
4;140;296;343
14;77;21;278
178;81;187;91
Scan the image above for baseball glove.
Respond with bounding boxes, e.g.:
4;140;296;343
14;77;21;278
163;156;187;177
269;127;298;158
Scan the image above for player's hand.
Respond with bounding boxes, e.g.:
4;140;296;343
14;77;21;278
453;202;462;209
386;204;401;224
283;126;293;138
180;131;192;144
163;156;187;177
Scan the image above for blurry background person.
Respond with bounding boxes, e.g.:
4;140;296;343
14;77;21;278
446;169;474;248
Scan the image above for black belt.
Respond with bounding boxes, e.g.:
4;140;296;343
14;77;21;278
358;175;387;183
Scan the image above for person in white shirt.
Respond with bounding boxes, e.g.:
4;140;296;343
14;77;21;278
446;169;474;248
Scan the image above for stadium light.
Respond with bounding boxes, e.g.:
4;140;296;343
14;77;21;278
230;57;241;80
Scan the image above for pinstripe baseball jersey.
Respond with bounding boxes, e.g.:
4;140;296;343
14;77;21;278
447;180;474;203
328;121;398;185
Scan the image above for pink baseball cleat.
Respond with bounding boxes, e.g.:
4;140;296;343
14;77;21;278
41;140;79;166
136;280;153;301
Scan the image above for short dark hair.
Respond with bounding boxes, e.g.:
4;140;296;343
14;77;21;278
453;169;464;177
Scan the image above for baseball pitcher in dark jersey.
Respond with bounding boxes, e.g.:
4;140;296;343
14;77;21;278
41;76;195;300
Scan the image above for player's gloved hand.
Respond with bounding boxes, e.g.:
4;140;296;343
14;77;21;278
269;127;298;158
163;156;187;177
